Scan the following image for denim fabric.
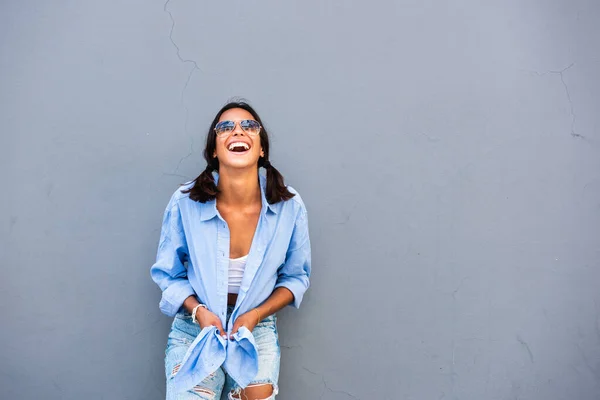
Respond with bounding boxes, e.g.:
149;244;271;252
151;171;310;392
165;306;280;400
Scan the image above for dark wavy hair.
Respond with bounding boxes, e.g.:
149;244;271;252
180;100;295;204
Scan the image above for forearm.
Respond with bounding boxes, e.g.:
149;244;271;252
182;295;201;314
254;287;294;321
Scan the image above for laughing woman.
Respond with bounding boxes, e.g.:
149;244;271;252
151;100;311;400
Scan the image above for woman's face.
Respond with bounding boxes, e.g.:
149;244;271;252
213;108;264;171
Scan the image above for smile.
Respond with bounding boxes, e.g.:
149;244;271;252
227;142;251;153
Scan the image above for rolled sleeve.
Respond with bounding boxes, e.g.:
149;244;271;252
274;205;311;308
150;198;195;317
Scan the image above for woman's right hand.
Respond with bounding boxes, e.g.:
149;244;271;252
195;307;227;338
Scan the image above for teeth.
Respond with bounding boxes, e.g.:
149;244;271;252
228;142;250;151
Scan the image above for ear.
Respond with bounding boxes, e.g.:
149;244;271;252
260;147;264;158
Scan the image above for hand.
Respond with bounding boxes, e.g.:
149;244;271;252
230;309;261;339
195;307;226;338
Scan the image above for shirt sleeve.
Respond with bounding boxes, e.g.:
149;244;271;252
150;197;196;317
274;204;311;308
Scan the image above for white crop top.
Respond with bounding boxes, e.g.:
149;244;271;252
228;254;248;294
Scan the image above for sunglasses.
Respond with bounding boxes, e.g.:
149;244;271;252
214;120;262;137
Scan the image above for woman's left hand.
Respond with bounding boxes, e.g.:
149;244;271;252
230;309;261;339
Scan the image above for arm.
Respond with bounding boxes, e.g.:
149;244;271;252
272;203;311;309
254;286;295;321
150;197;227;335
150;199;196;317
231;204;311;336
150;198;225;335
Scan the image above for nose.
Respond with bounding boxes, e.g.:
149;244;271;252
232;121;245;136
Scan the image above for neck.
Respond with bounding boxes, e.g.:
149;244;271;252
216;166;261;209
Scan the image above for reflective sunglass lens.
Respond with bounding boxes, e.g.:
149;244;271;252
215;121;235;135
241;120;261;135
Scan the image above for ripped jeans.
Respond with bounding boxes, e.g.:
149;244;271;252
165;305;280;400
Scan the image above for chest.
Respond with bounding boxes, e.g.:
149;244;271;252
218;208;261;259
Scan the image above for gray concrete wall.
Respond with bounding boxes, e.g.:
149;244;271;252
1;0;599;399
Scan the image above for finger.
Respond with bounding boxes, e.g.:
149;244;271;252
230;322;239;339
217;322;227;338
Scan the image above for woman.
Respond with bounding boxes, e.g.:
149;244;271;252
151;100;311;400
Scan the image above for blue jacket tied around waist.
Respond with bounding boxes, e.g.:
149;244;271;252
151;172;311;393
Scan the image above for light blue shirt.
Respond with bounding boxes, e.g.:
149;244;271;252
150;171;311;392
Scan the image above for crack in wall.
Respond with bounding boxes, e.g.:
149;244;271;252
575;342;600;379
548;63;582;139
302;367;360;400
452;276;469;299
523;63;585;140
164;0;201;74
334;201;359;225
172;136;194;178
516;335;534;364
280;343;303;350
164;0;201;176
162;172;192;180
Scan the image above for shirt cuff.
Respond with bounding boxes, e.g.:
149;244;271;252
159;280;196;317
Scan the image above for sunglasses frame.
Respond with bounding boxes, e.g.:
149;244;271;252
214;119;262;137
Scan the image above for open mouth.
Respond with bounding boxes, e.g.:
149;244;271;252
227;142;251;153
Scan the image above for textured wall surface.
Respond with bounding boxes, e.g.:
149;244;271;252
1;1;599;399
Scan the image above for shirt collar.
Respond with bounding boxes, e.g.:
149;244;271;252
198;171;278;221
